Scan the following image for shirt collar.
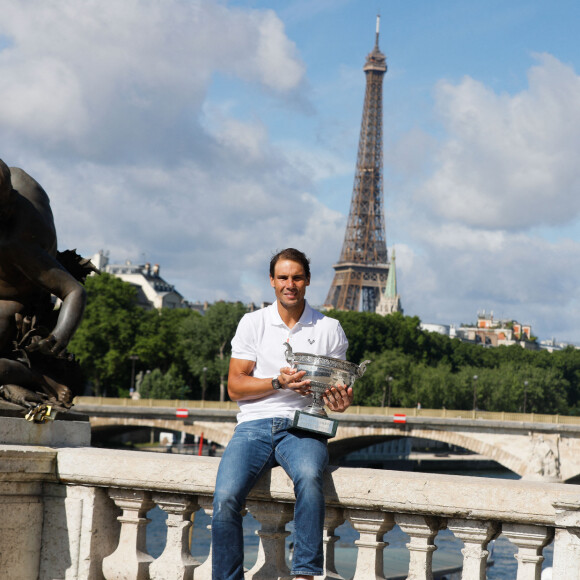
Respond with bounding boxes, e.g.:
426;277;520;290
270;300;314;327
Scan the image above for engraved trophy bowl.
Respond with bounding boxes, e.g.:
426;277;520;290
284;342;370;437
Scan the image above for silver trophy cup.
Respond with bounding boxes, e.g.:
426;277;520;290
284;343;370;437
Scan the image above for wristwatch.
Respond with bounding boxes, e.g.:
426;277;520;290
272;377;283;390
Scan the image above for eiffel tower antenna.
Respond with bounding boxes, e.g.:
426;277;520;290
324;15;389;312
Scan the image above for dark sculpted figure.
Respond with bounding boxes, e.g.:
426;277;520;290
0;159;95;419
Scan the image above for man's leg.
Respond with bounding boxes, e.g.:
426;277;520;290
275;428;328;577
212;419;277;580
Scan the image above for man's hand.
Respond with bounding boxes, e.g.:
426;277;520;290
323;384;353;413
279;366;311;396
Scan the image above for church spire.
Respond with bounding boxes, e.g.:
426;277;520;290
385;247;398;298
376;248;403;316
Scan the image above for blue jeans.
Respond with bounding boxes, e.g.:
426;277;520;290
212;418;329;579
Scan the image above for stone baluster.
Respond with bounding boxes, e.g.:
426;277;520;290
550;500;580;580
245;499;294;580
316;506;346;580
193;495;218;580
102;488;155;580
447;519;500;580
149;493;199;580
345;509;395;580
395;514;446;580
502;523;553;580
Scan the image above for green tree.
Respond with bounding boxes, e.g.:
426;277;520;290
323;310;579;414
326;310;423;364
354;349;413;407
133;307;197;382
67;287;580;414
68;273;142;396
139;365;189;399
409;363;465;409
552;346;580;413
482;364;568;414
180;301;248;401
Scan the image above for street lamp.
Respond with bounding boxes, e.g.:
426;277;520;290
523;380;529;414
472;375;478;411
129;355;139;393
201;367;208;401
382;375;393;408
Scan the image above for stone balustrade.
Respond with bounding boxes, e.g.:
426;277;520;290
3;444;580;579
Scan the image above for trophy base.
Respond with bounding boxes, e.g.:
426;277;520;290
292;410;338;438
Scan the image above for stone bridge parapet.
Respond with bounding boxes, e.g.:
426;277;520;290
3;439;580;579
3;411;580;579
76;398;580;482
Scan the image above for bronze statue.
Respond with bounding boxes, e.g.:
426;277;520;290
0;159;95;421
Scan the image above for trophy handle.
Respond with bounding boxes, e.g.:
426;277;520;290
284;342;294;366
358;360;371;377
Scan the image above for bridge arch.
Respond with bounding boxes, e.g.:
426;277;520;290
90;417;235;449
91;418;526;476
331;425;533;479
329;431;516;470
86;414;575;482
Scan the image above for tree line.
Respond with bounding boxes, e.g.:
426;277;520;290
68;273;580;415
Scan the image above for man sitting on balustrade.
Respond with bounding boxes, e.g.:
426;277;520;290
212;248;354;580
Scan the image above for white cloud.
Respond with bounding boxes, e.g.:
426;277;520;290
248;10;305;92
3;0;580;346
397;217;580;335
419;54;580;230
388;54;580;342
0;0;306;160
0;0;335;309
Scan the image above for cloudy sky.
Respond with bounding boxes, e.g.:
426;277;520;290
2;0;580;343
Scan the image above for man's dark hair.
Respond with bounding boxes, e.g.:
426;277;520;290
269;248;311;280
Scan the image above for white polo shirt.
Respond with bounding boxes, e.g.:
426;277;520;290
231;300;349;424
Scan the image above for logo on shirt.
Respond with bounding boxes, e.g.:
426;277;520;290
308;339;315;344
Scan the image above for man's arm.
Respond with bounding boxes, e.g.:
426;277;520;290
227;357;311;401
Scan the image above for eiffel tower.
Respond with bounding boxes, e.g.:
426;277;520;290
324;16;389;312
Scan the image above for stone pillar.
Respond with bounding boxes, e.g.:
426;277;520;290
102;488;155;580
245;499;294;580
0;482;44;580
40;484;120;580
551;500;580;580
346;509;395;580
395;514;445;580
502;523;553;580
316;506;346;580
447;519;500;580
0;447;56;580
149;493;199;580
191;495;216;580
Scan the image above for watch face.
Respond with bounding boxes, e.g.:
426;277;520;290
272;378;282;390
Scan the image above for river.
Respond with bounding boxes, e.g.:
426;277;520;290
145;466;554;579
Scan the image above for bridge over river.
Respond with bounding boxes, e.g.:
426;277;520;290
75;396;580;482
